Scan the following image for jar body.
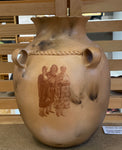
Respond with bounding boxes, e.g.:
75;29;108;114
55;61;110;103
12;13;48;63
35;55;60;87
13;17;110;147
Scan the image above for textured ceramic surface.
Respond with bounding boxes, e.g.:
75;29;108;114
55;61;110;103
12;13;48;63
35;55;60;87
12;17;110;147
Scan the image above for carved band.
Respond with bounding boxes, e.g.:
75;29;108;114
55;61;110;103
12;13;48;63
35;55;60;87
29;50;83;55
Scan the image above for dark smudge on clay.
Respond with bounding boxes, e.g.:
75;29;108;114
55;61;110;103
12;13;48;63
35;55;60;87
70;91;83;105
22;72;26;78
22;69;26;78
71;99;82;105
88;84;99;102
89;93;98;101
38;40;53;50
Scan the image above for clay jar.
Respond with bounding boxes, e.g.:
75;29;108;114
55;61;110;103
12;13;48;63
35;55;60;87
12;17;110;147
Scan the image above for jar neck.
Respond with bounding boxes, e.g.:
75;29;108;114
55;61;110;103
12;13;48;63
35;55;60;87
31;17;89;40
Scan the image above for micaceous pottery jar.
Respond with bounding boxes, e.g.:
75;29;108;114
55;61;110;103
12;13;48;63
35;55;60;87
12;16;110;147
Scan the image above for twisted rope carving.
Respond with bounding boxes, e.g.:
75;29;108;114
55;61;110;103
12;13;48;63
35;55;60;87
29;50;83;55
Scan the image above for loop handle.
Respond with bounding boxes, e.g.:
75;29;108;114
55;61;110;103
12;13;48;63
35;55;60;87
12;49;28;68
82;47;101;68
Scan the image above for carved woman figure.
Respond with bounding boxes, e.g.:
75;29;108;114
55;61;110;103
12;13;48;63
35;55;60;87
54;66;71;117
46;64;58;114
38;66;50;117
